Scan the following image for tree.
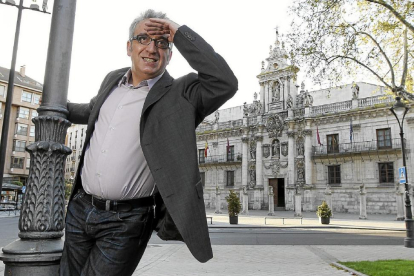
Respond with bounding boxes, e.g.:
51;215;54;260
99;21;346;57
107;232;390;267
288;0;413;100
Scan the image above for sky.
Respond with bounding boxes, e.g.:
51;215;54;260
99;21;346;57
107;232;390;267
1;0;306;109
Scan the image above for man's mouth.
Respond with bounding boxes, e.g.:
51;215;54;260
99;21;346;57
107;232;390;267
143;57;157;63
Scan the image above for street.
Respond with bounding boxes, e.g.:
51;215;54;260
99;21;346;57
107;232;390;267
0;217;405;248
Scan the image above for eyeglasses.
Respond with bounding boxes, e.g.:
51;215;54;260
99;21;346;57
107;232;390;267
130;35;171;49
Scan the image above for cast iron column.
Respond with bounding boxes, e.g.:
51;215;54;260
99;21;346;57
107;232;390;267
0;0;77;274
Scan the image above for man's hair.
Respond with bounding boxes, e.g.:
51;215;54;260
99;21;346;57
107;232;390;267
129;9;169;39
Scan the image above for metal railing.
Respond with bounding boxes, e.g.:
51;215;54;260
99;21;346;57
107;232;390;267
199;153;242;164
312;138;404;156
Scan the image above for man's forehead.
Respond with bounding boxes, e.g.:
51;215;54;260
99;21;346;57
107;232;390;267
134;20;168;39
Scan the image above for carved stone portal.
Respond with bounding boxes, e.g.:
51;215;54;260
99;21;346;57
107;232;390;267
266;114;284;138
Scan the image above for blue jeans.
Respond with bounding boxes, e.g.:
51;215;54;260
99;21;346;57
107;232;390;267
59;190;154;276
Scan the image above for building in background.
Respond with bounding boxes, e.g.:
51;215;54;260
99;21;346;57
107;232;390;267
0;65;42;186
196;32;413;217
64;124;86;182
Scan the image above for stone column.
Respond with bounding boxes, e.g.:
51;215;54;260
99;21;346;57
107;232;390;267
396;184;405;221
287;130;295;187
215;189;222;214
294;188;302;217
303;128;312;186
242;186;249;215
241;137;249;189
264;82;269;113
359;185;367;220
324;184;333;218
260;82;265;114
268;186;274;216
255;135;263;187
0;0;76;274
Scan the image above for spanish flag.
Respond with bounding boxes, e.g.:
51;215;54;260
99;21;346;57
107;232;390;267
204;141;209;157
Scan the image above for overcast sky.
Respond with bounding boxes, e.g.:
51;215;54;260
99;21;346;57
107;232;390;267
1;0;310;109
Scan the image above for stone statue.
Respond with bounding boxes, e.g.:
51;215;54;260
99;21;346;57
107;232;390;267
297;166;305;181
269;186;274;195
297;142;304;156
272;81;280;102
250;140;256;159
352;82;360;100
243;186;248;194
243;102;248;116
286;93;293;109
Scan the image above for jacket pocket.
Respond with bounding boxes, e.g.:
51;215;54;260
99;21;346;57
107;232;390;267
195;180;203;199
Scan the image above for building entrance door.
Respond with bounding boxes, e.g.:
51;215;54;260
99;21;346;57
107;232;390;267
269;178;285;210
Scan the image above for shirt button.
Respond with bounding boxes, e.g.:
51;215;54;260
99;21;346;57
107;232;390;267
118;105;123;109
101;150;106;153
109;126;115;131
96;173;101;177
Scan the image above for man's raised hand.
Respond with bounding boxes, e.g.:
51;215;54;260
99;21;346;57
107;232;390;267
145;18;181;42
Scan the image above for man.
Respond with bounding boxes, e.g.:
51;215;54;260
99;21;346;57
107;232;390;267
60;9;238;276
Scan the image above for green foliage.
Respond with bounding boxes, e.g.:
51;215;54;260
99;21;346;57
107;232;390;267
287;0;413;99
339;259;414;276
225;190;241;217
12;181;23;187
316;201;332;218
65;179;73;200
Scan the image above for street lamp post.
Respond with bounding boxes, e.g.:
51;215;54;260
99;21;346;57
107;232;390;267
0;0;77;274
390;96;414;248
0;0;50;195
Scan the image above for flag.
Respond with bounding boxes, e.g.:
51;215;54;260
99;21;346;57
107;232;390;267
350;118;353;142
227;138;230;153
204;141;209;157
316;126;322;146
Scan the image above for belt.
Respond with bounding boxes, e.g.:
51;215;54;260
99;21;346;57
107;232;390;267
80;189;156;212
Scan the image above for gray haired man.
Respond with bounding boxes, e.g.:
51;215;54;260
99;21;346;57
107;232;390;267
60;9;237;276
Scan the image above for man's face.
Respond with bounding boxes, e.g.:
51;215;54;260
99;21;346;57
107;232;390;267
127;19;172;81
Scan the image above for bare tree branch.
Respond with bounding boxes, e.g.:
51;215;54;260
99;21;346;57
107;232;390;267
401;28;409;87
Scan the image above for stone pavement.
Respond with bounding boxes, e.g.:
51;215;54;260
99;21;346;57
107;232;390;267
132;210;411;275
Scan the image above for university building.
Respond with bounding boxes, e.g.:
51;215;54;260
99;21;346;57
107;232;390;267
0;65;42;185
196;35;413;217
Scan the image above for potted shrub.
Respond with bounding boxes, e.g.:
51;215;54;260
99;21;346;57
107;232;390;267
316;201;332;224
225;190;241;224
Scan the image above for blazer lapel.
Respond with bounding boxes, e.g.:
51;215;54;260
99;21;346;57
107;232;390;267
142;70;174;116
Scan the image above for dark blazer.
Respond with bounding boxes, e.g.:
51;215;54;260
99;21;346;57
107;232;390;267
67;25;238;263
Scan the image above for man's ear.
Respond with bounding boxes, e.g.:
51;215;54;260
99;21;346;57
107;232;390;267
127;40;132;57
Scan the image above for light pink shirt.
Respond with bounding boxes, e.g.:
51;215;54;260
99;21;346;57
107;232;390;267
81;70;163;200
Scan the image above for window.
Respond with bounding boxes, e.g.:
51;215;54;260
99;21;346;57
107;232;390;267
26;158;30;169
226;171;235;186
198;149;205;163
31;110;38;119
327;134;339;153
227;145;234;161
30;125;35;137
17;107;30;119
377;128;391;149
11;157;24;169
21;91;32;103
15;123;28;136
0;85;5;97
200;172;205;187
33;94;41;105
13;140;26;152
379;162;394;183
328;165;341;185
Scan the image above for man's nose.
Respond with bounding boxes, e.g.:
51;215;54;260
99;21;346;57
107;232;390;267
146;40;157;53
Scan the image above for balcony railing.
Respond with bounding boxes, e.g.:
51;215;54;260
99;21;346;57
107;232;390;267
199;153;242;165
312;138;405;156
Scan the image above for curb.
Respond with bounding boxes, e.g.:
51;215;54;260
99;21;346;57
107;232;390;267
207;225;405;231
331;262;368;276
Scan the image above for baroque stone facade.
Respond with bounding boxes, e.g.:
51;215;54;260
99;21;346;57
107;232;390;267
196;32;414;217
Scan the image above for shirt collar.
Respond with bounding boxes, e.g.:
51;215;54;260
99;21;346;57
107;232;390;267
118;69;164;90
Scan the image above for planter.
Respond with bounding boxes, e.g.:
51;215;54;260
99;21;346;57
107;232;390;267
229;216;238;225
319;217;330;224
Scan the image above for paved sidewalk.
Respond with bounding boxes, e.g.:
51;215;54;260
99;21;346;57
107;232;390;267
205;209;407;231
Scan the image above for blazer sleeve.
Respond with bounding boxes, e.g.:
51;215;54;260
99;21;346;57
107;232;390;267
66;72;111;124
173;25;238;120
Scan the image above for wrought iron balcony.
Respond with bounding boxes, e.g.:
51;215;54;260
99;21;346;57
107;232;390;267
312;138;405;157
198;153;242;166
